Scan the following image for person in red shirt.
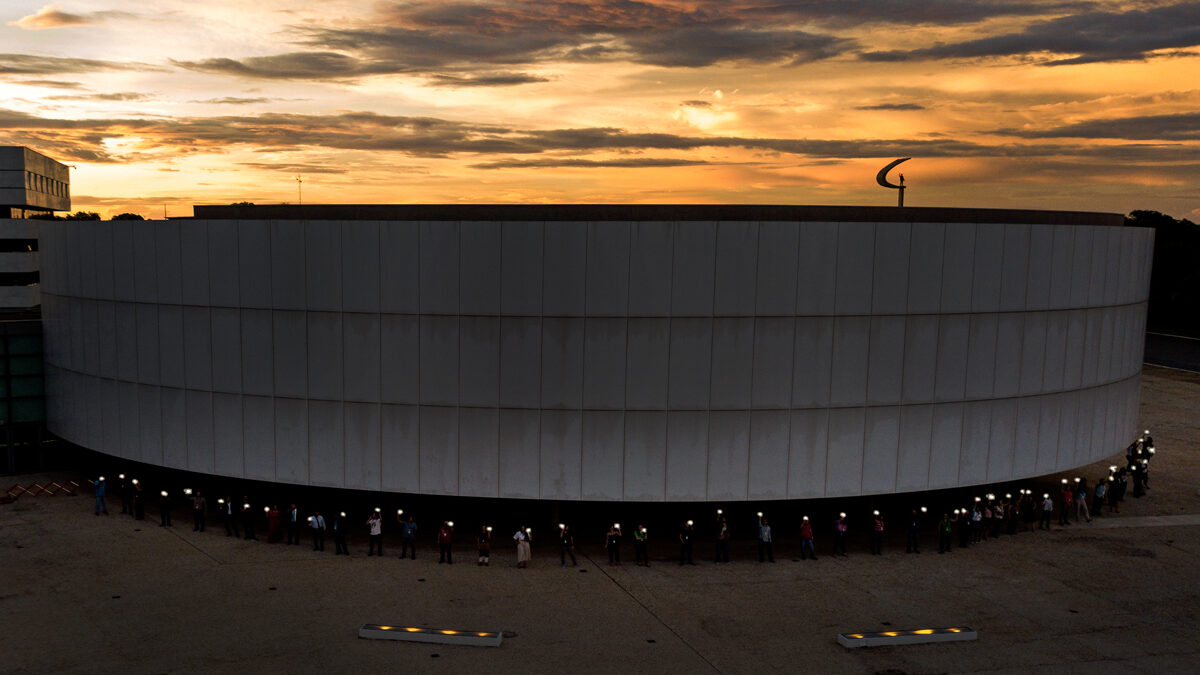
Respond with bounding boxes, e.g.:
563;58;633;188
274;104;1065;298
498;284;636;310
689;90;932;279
799;516;816;560
438;521;454;564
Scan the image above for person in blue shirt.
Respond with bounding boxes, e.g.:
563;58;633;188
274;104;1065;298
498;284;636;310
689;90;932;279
91;476;108;516
400;515;418;559
757;516;775;563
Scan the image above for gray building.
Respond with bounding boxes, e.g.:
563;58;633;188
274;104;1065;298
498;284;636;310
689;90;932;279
1;146;70;219
38;204;1153;501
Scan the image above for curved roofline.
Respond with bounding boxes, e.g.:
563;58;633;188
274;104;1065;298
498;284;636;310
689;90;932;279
192;203;1124;227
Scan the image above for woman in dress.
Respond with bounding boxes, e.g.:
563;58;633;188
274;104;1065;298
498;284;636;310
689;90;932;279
514;525;532;568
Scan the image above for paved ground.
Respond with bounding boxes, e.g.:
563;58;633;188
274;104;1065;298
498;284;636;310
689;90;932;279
1145;332;1200;372
3;365;1199;674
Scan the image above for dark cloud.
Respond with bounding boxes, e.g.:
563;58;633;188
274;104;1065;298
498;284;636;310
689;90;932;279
427;72;549;87
855;103;926;111
994;112;1200;140
189;97;274;105
472;157;711;169
47;92;150;102
236;162;348;174
0;53;161;75
16;79;84;89
735;0;1100;27
171;52;396;79
861;2;1200;65
681;100;711;108
623;27;848;67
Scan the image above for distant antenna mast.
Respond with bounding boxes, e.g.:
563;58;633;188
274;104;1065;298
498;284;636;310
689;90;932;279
876;157;911;207
294;175;303;205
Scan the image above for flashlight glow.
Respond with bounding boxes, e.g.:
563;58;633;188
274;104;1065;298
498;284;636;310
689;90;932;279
486;526;493;532
160;491;168;497
98;476;105;482
218;498;225;504
757;511;763;517
340;511;346;517
397;509;403;515
132;479;138;485
1005;493;1012;499
374;507;381;513
920;506;927;513
974;497;981;502
119;473;125;479
614;523;620;529
447;521;454;527
1043;493;1049;499
873;510;880;516
1061;479;1068;484
839;512;846;518
263;506;269;512
803;515;809;520
717;509;723;515
243;503;250;509
559;523;566;529
686;520;693;526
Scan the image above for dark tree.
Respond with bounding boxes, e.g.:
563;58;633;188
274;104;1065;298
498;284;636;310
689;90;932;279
111;213;145;220
64;211;101;221
1126;210;1200;337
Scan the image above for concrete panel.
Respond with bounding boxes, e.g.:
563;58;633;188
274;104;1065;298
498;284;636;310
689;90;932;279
274;398;308;484
460;316;500;407
459;221;502;315
98;301;117;380
101;379;119;458
180;224;210;305
971;224;1005;312
543;222;587;316
747;410;789;500
92;222;116;301
709;318;754;409
867;316;905;405
499;409;540;499
940;225;976;313
861;407;900;494
153;225;183;305
420;222;459;314
907;222;945;314
212;393;243;477
625;318;669;410
666;411;708;501
581;410;624;500
792;317;834;407
1043;311;1069;391
993;313;1023;397
964;315;998;399
583;318;627;410
1069;227;1093;307
541;318;584;408
1054;392;1077;473
707;411;750;501
304;221;341;311
208;221;240;307
307;312;342;400
272;311;307;398
825;407;866;497
897;405;933;491
668;318;713;409
381;404;420;493
751;317;794;408
341;221;380;313
112;221;136;302
713;221;758;316
1019;313;1047;394
1071;389;1094;469
1087;227;1109;306
756;222;799;315
117;382;139;460
238;221;272;308
999;224;1031;311
136;304;160;384
623;411;667;501
1013;397;1041;477
379;221;419;314
1080;310;1102;387
69;300;83;372
671;222;717;316
308;400;344;487
585;221;630;316
1048;226;1075;309
344;402;381;490
499;317;541;408
458;407;500;498
182;307;212;389
796;222;839;315
82;301;100;375
872;223;910;315
132;221;157;304
158;305;185;389
928;403;963;488
986;398;1016;481
242;395;275;480
959;401;991;485
343;313;381;402
1097;309;1115;383
380;315;419;404
116;302;138;381
902;316;938;403
540;410;582;500
834;222;875;315
627;222;673;316
419;316;459;406
210;308;241;394
240;310;274;396
1025;225;1053;310
501;221;543;316
830;317;870;406
161;387;187;470
185;390;215;475
419;406;459;495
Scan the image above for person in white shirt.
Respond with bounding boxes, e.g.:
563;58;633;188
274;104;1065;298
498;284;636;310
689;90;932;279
367;512;383;556
514;526;532;568
310;511;326;552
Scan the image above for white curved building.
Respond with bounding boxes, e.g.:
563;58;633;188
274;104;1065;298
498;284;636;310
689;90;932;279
37;205;1153;501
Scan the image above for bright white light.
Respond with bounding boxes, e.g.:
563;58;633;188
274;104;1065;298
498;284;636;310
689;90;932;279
118;474;125;479
1005;493;1012;499
873;510;880;516
486;526;493;532
803;515;809;520
1110;465;1118;472
160;491;168;497
1061;479;1068;484
218;498;225;504
132;479;138;485
716;509;723;515
397;509;403;515
243;503;250;509
374;507;381;513
184;488;192;495
263;506;269;512
1074;477;1081;483
1043;493;1049;499
839;512;846;518
447;521;454;527
558;523;566;529
686;520;694;526
974;497;981;502
99;476;105;482
614;523;620;529
920;507;927;513
757;511;763;517
340;511;346;517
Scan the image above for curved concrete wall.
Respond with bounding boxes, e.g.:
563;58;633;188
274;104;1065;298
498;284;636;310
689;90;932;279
38;215;1153;501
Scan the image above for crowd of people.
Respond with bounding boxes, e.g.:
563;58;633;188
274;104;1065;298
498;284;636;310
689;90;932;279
86;432;1159;568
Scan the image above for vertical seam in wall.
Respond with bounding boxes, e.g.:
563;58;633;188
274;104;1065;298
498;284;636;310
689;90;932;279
266;222;276;483
894;222;912;492
496;222;506;498
376;222;383;492
783;223;801;499
662;223;678;502
858;222;876;495
822;224;839;497
704;224;719;502
455;221;462;496
745;222;763;500
303;221;311;487
576;221;589;502
537;220;546;500
619;222;633;501
955;225;979;487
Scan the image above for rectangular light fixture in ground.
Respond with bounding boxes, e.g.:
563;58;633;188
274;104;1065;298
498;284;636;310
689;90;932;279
358;624;503;647
838;627;977;648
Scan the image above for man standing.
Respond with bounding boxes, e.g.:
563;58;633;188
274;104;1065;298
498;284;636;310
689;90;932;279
605;524;622;566
367;511;383;556
799;516;816;560
92;476;108;516
870;512;884;555
678;521;695;565
1076;479;1092;522
192;491;207;532
159;491;172;527
287;504;301;545
757;516;775;563
1040;493;1053;530
222;497;239;537
906;509;921;554
938;513;953;553
400;515;417;559
333;512;349;555
714;516;730;563
437;521;454;564
634;525;649;567
310;510;326;552
559;525;577;568
833;513;848;557
241;498;256;540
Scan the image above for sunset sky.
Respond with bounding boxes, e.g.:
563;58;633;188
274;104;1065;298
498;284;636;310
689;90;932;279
1;0;1197;219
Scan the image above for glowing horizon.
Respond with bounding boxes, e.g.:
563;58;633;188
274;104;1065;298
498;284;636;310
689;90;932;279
1;0;1197;220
